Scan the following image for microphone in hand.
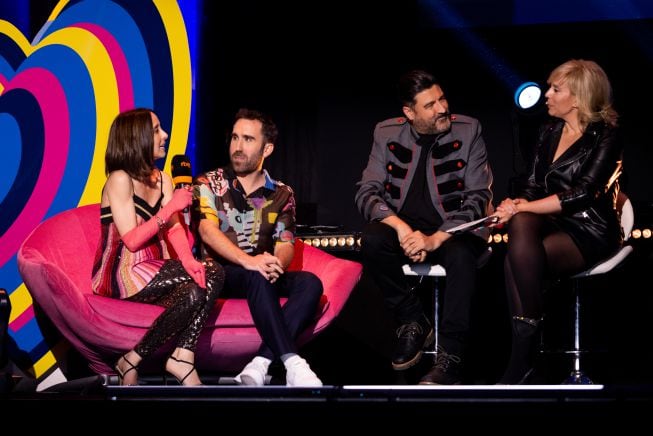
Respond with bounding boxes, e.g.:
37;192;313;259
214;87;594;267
171;154;192;212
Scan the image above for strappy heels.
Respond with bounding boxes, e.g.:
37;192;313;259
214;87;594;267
167;356;203;386
115;354;139;386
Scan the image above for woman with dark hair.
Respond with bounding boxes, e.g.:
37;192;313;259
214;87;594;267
92;108;224;386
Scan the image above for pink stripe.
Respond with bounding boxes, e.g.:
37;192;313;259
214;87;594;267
132;260;165;284
0;68;70;266
9;305;34;332
0;73;7;87
74;23;134;111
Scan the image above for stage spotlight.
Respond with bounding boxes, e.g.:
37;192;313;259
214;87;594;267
514;81;542;110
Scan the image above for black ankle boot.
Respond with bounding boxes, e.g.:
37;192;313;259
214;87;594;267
498;316;540;384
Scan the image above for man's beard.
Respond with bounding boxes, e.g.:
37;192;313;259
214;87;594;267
231;151;264;177
414;113;451;135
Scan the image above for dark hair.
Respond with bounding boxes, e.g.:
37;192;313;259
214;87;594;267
105;108;155;183
397;69;440;107
234;108;278;144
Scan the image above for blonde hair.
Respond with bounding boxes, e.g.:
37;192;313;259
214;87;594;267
548;59;618;129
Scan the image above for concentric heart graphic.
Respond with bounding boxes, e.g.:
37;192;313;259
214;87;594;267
0;0;192;382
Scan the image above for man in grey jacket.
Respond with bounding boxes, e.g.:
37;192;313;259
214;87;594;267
355;69;493;384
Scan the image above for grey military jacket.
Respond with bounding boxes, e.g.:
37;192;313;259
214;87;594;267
355;114;493;240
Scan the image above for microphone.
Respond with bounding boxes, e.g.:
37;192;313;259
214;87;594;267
171;154;192;189
171;154;192;213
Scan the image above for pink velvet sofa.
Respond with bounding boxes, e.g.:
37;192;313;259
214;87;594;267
17;204;362;376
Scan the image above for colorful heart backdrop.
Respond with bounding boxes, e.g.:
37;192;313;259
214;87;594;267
0;0;192;385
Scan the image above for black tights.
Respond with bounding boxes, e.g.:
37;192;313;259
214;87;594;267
505;212;586;320
127;259;224;358
500;213;588;383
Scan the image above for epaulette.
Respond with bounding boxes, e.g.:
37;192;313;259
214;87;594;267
450;114;470;124
377;117;408;128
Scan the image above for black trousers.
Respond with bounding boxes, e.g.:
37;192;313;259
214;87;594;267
128;259;224;357
360;222;485;353
222;265;323;360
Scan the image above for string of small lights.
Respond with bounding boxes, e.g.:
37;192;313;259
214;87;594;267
297;227;651;252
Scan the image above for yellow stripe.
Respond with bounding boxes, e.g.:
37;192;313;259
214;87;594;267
32;350;58;378
0;20;30;95
47;1;70;23
0;20;33;54
8;284;33;324
154;0;192;175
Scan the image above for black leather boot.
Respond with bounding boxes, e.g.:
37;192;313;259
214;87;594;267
498;316;540;384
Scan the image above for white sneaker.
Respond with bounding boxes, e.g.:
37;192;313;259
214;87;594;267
234;356;271;386
284;355;323;387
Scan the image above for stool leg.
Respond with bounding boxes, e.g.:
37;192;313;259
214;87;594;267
433;278;439;357
563;280;593;384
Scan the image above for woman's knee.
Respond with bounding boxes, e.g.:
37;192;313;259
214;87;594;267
507;212;539;238
184;282;205;307
203;259;225;296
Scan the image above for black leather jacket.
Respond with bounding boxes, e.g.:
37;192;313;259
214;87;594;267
518;119;624;264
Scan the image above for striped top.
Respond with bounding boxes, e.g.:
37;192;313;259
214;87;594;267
92;188;169;299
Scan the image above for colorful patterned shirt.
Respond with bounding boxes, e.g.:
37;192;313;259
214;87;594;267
194;167;296;262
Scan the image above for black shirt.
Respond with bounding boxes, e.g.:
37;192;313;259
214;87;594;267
399;134;443;233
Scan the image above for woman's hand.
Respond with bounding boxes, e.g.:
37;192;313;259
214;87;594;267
494;198;527;224
165;187;193;213
181;257;206;288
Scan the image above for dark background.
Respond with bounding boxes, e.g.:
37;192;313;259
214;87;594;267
195;0;653;233
195;0;653;385
16;0;653;385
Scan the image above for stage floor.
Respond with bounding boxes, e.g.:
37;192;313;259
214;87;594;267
6;379;653;427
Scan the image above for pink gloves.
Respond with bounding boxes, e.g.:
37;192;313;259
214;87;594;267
121;189;192;252
120;188;206;287
166;224;206;288
159;188;193;221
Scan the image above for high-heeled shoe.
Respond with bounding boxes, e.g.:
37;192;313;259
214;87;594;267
114;354;139;386
167;355;202;386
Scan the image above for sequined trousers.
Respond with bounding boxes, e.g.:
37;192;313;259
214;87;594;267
127;259;224;357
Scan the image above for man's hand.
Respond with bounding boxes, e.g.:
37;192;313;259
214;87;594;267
381;216;413;245
401;230;451;263
245;252;285;283
401;230;429;258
